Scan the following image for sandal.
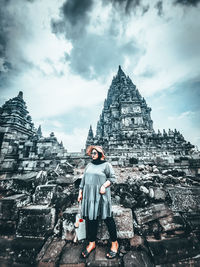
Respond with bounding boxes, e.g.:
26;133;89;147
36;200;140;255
106;249;118;259
81;247;96;259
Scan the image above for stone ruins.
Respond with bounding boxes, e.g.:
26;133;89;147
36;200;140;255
0;91;68;175
0;67;200;266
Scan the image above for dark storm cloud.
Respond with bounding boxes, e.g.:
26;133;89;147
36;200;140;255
62;0;94;25
66;34;142;79
102;0;149;14
0;0;12;73
155;1;163;16
52;0;94;40
0;0;43;95
0;0;34;71
174;0;200;6
52;0;143;79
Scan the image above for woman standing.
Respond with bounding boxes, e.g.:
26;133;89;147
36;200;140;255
78;145;119;259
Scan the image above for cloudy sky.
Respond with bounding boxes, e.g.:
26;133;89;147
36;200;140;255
0;0;200;152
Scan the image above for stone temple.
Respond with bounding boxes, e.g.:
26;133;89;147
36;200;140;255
86;66;194;158
0;91;67;174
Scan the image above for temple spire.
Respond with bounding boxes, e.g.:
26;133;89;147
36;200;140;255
37;125;42;138
18;91;23;99
117;65;126;77
85;125;94;149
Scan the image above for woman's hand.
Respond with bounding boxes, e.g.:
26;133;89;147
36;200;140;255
100;184;106;194
78;190;83;202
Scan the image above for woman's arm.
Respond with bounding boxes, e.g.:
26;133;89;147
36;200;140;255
100;162;116;194
78;189;83;202
100;180;111;194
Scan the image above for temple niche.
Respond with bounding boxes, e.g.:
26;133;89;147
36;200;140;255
86;66;194;159
0;91;67;174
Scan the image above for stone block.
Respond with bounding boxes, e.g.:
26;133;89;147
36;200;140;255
159;213;186;232
129;235;144;248
167;186;200;212
155;257;200;267
62;206;78;241
182;212;200;231
146;234;200;265
0;220;16;235
0;173;38;194
123;251;154;267
11;237;44;265
97;205;134;239
16;205;56;238
0;237;44;266
153;188;166;200
134;203;172;225
33;184;59;205
59;242;85;267
37;238;66;267
36;236;54;262
0;194;31;220
86;244;121;267
0;237;13;259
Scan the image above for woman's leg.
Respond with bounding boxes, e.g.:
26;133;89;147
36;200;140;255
87;219;99;242
82;219;98;257
104;217;117;241
104;217;119;258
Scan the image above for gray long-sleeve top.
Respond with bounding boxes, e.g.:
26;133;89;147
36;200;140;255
79;161;116;220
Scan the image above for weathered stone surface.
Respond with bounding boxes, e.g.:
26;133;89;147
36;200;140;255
0;220;16;235
168;186;200;212
97;205;134;239
155;256;200;267
129;235;144;248
86;244;121;267
36;236;54;262
153;188;166;200
16;205;56;238
0;173;39;194
123;251;154;267
59;242;85;267
147;234;200;265
0;237;13;260
159;213;186;232
33;184;59;205
0;237;44;265
62;206;78;241
134;203;172;225
37;238;66;267
182;212;200;232
11;238;44;265
0;194;30;220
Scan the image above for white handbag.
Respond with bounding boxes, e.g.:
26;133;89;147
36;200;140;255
74;201;86;241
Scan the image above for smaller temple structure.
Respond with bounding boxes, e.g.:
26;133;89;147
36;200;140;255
86;66;194;159
0;92;67;174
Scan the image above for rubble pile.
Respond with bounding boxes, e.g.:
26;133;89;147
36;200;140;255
0;161;200;266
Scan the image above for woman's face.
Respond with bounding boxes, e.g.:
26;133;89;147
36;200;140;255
91;149;98;160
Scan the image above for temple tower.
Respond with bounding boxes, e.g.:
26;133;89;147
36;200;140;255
88;66;193;157
85;125;94;149
0;91;35;137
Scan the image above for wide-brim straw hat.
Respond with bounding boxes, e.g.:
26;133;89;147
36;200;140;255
86;145;106;160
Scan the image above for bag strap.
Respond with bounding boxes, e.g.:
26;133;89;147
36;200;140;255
78;200;83;218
